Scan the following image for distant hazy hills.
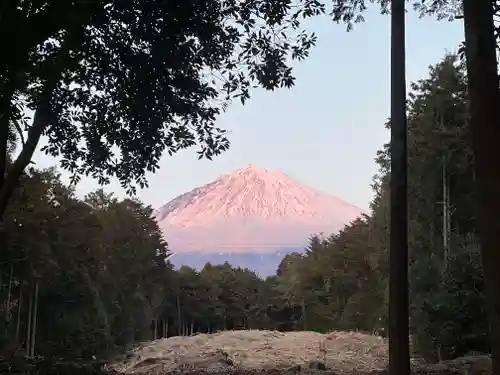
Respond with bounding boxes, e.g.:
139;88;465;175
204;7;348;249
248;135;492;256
153;165;362;276
169;250;302;277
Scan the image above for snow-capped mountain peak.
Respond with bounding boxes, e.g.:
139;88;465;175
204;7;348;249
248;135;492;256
154;165;361;254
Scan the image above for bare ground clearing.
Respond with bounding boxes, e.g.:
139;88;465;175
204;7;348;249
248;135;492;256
108;330;387;374
107;330;490;375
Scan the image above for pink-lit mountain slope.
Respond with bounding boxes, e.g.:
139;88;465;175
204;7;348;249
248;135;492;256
153;165;362;254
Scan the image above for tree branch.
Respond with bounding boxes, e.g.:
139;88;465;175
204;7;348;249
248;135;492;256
13;120;25;148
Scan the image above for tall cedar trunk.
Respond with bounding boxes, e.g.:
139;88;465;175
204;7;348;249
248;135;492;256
388;0;410;374
25;281;33;355
30;280;38;357
176;294;181;336
301;298;307;330
462;2;500;375
15;283;22;341
442;157;450;273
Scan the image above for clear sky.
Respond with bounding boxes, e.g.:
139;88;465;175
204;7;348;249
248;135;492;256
32;8;464;211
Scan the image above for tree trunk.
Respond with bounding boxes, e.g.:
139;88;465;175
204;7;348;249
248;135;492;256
0;30;79;220
463;2;500;375
388;0;410;374
176;294;181;336
4;262;13;329
301;298;307;330
442;157;450;272
15;283;22;341
29;280;38;357
0;83;15;191
25;281;33;355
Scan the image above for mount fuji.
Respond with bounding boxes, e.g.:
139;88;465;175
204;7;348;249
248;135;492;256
153;165;362;276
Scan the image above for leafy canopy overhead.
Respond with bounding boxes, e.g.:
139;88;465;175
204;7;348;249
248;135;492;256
329;0;463;28
1;0;325;196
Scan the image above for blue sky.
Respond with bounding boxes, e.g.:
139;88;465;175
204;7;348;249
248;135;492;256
33;8;464;211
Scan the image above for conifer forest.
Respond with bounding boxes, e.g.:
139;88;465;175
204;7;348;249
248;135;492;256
0;55;489;363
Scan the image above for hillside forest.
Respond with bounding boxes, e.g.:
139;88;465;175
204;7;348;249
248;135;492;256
0;54;486;363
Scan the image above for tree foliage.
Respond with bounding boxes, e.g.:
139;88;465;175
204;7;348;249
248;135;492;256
0;0;326;217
